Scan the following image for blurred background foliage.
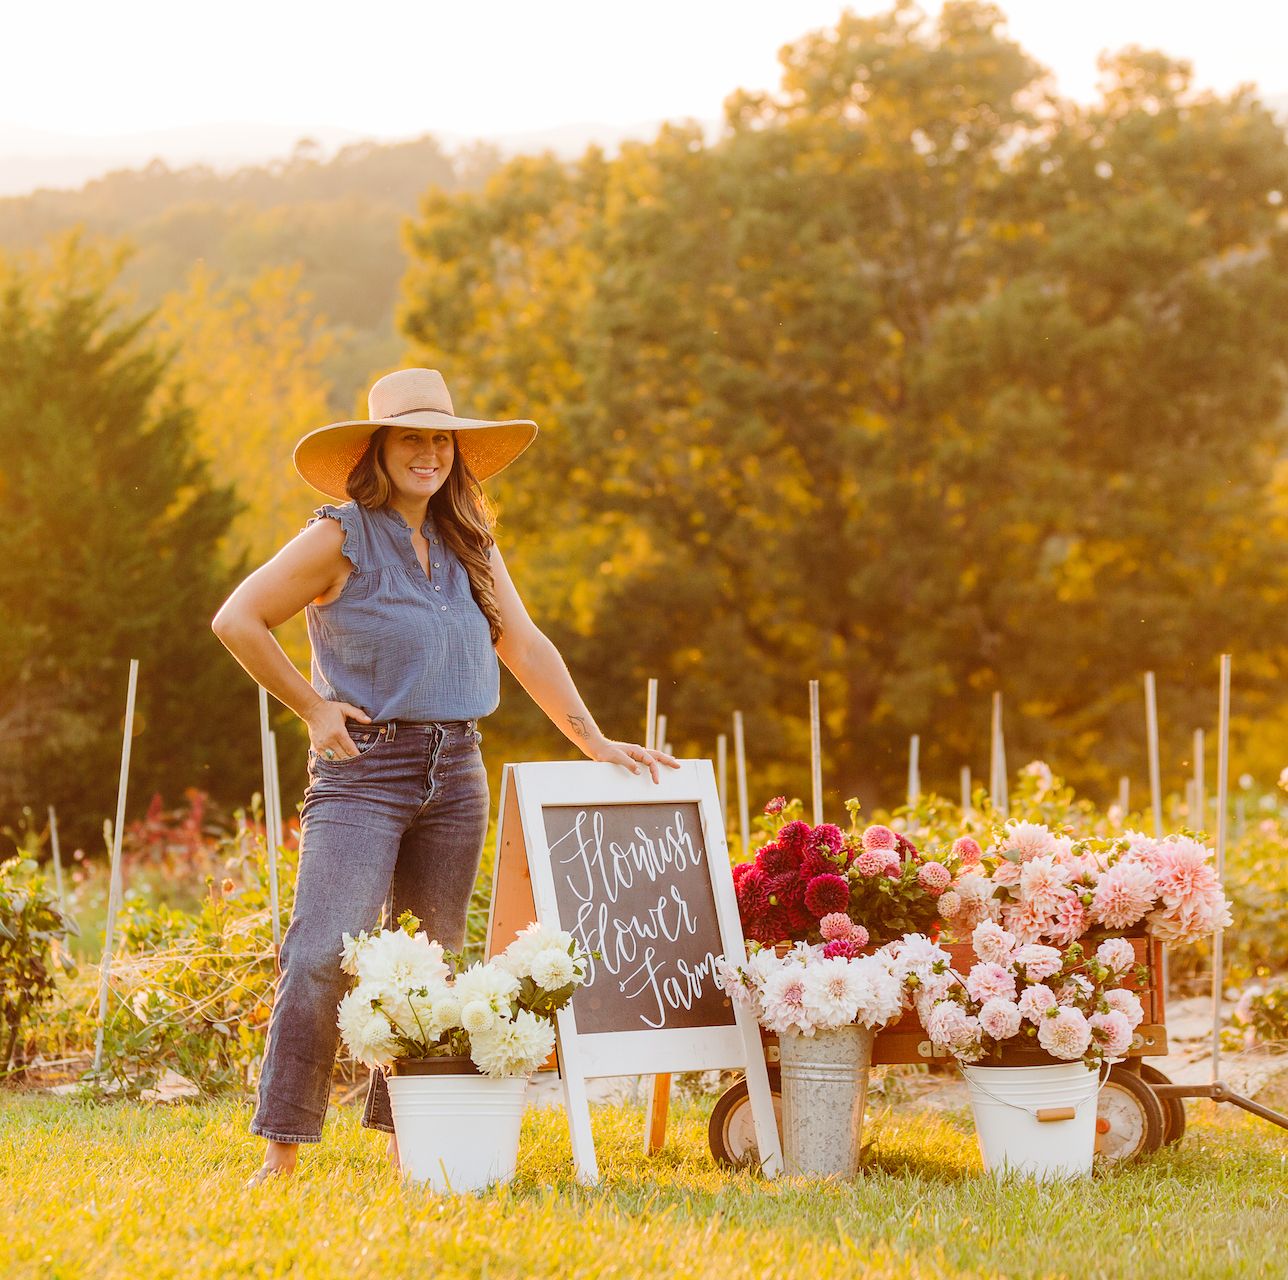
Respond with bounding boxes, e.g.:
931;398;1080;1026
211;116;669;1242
0;0;1286;851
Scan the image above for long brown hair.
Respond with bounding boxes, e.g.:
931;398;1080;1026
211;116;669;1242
346;426;503;643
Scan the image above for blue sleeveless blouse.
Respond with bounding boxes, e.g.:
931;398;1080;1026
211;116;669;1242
304;501;499;722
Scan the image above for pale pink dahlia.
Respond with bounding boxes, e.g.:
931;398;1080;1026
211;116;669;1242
862;825;898;852
954;873;998;931
1017;984;1057;1024
1046;892;1088;947
1037;1006;1092;1060
1104;987;1144;1029
1013;944;1063;982
1018;856;1071;917
997;820;1057;863
855;849;886;877
951;836;983;867
978;997;1022;1042
1095;938;1137;975
1091;861;1157;930
991;859;1023;888
1056;974;1095;1007
972;920;1017;966
938;890;962;920
918;861;951;893
1089;1009;1133;1058
1004;900;1053;946
819;912;855;942
850;924;870;948
965;962;1018;1004
1152;837;1221;911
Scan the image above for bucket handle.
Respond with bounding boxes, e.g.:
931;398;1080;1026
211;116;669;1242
957;1058;1114;1120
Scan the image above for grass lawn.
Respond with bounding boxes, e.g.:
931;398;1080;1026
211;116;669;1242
2;1092;1285;1279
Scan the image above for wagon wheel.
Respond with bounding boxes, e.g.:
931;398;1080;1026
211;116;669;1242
1137;1062;1187;1147
708;1068;782;1167
1096;1064;1166;1163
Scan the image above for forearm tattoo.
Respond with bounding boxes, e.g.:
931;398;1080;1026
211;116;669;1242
566;713;591;741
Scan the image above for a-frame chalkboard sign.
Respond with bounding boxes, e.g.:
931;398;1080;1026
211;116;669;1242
484;759;782;1183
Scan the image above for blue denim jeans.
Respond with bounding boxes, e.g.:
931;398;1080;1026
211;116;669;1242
250;718;489;1143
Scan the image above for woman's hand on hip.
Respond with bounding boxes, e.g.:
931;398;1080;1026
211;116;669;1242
304;700;372;760
587;738;681;784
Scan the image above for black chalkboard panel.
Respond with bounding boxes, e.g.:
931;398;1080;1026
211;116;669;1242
542;801;736;1036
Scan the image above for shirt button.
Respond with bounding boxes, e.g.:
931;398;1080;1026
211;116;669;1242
433;562;441;568
431;538;439;545
440;605;447;612
434;585;441;592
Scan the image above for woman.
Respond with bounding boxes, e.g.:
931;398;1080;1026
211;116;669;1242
212;368;676;1184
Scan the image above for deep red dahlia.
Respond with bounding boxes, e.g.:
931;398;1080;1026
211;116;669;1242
736;866;772;917
731;861;754;888
803;872;850;917
813;823;845;855
799;848;831;881
756;840;801;878
777;820;812;854
767;869;806;908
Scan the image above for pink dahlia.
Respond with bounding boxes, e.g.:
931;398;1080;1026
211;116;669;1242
804;873;850;917
938;890;962;920
1017;984;1057;1024
1152;837;1220;911
1091;861;1157;930
1018;856;1071;916
978;997;1022;1042
1090;1009;1133;1058
1095;938;1137;975
918;862;952;893
855;849;886;877
819;912;855;942
822;939;860;960
965;962;1018;1004
862;825;898;853
1104;988;1144;1029
1046;892;1088;947
972;921;1017;966
998;821;1057;863
850;924;870;948
951;836;983;867
991;859;1023;888
1004;899;1053;946
1037;1006;1092;1060
1012;944;1063;982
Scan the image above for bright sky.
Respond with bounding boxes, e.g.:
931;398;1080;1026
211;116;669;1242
4;0;1284;139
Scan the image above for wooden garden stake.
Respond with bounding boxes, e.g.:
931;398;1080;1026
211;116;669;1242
92;659;139;1075
645;678;658;751
716;733;728;822
989;693;1008;814
907;735;921;806
267;730;283;954
809;680;823;824
1210;655;1231;1085
655;714;668;758
960;766;972;820
733;711;750;859
1118;776;1130;817
47;805;65;914
1193;728;1206;831
1144;671;1164;838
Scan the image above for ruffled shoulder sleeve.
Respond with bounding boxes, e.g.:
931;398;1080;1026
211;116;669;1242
307;502;364;573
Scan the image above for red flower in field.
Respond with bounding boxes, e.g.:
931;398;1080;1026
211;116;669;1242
764;796;788;816
737;867;772;917
814;824;845;855
777;820;812;855
804;873;850;917
756;841;800;878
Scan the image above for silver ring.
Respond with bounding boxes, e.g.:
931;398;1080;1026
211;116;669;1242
323;748;336;760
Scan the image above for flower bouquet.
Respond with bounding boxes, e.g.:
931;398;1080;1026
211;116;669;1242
337;913;588;1190
717;942;905;1176
976;822;1232;947
731;804;970;949
890;922;1149;1178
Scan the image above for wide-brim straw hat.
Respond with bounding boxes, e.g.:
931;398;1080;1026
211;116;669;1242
293;368;538;499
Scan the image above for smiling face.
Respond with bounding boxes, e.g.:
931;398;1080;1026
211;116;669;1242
381;426;455;506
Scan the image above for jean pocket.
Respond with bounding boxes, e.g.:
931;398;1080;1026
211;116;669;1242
312;727;386;768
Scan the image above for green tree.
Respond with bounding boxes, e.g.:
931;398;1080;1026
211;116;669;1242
398;2;1288;809
0;233;261;848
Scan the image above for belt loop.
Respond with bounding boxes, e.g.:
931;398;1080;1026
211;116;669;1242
386;721;397;742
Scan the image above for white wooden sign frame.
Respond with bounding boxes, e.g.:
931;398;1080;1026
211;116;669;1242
488;759;782;1184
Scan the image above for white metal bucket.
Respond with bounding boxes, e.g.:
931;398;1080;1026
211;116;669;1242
961;1060;1104;1180
386;1072;529;1192
778;1024;875;1178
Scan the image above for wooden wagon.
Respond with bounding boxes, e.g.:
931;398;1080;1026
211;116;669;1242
707;936;1184;1167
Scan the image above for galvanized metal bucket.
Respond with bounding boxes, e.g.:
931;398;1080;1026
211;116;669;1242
778;1024;875;1177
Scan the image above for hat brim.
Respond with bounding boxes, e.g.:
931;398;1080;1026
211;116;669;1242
293;411;538;500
